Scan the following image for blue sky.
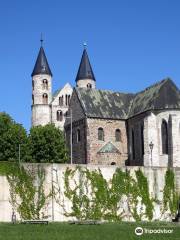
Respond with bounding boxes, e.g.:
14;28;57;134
1;0;180;130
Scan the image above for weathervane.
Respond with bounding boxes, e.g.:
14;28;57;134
83;42;87;49
40;33;43;46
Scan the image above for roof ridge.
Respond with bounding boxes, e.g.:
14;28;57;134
135;78;171;96
77;87;134;96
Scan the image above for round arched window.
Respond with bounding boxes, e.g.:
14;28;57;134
57;110;63;121
115;129;121;142
42;79;48;90
42;93;48;104
87;83;92;89
98;128;104;141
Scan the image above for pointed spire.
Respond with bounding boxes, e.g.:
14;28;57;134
75;46;96;82
31;39;52;77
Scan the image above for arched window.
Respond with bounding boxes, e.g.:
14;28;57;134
77;129;81;142
32;94;34;104
161;120;168;154
87;83;92;89
42;93;48;104
98;128;104;141
59;96;63;106
42;79;48;90
115;129;121;142
141;125;144;156
57;110;63;121
132;129;135;159
32;80;34;90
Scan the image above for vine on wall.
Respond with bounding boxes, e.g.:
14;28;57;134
62;166;154;221
135;169;153;220
6;163;50;220
0;163;179;221
163;169;179;216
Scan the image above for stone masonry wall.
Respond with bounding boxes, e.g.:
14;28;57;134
86;118;128;165
64;90;86;163
65;119;87;164
65;90;85;125
127;112;148;166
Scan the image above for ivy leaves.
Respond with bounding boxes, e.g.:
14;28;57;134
163;169;179;215
135;169;153;220
63;167;154;221
7;164;49;220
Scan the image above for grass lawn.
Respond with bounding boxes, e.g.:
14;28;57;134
0;222;179;240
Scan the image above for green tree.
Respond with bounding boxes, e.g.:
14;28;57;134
28;124;68;163
0;112;29;162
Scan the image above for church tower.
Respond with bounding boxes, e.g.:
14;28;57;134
31;40;52;126
75;46;96;89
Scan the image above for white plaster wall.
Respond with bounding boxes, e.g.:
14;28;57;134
0;164;179;222
0;176;12;221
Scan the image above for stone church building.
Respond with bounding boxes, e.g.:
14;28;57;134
31;43;180;167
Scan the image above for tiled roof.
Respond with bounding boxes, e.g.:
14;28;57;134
76;88;134;119
128;78;180;117
75;78;180;119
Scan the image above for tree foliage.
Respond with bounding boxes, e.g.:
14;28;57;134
0;112;29;162
0;112;68;163
28;124;68;163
